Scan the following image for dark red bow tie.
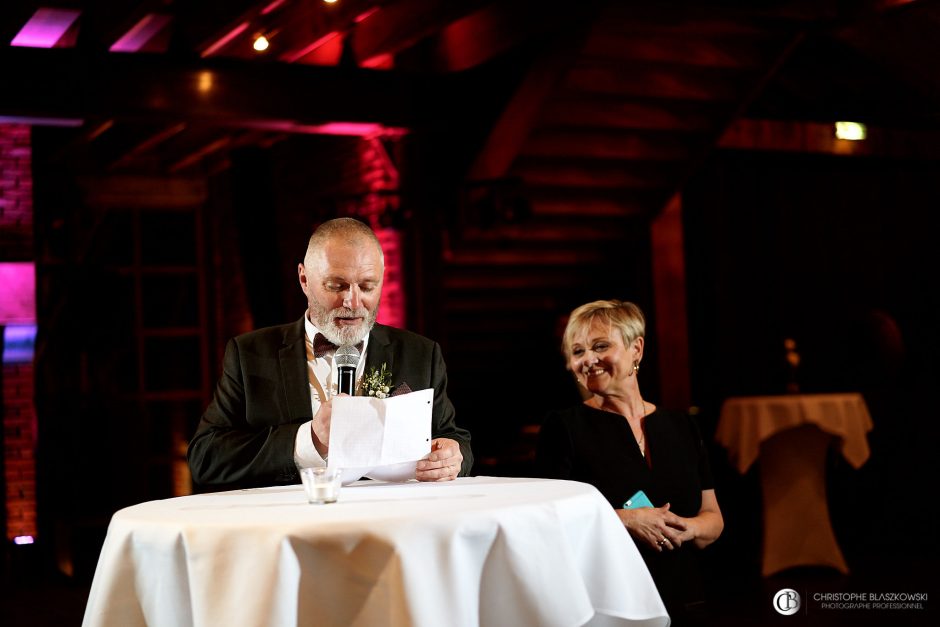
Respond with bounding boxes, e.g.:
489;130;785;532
312;333;363;359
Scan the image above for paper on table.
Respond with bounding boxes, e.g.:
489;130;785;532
328;388;433;484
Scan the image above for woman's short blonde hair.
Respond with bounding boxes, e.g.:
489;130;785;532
562;300;646;359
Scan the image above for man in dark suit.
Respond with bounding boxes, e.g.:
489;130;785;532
188;218;472;489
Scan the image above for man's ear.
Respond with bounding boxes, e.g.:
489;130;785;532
298;263;309;293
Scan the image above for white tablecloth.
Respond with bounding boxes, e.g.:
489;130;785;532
715;392;873;473
715;393;873;575
82;476;669;627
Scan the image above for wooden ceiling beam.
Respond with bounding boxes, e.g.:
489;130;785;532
0;46;440;128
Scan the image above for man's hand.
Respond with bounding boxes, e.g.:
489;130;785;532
310;397;336;457
415;438;462;482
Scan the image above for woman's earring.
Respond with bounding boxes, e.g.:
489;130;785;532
632;361;639;373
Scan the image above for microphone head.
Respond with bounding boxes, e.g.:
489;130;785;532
335;344;361;368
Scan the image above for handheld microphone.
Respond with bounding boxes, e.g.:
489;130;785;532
335;344;360;396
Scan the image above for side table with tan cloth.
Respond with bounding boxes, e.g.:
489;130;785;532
715;393;873;576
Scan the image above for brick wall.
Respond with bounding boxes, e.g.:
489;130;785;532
2;362;37;541
1;123;37;542
359;136;406;329
0;124;33;261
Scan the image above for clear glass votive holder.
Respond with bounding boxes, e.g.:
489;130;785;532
300;467;343;504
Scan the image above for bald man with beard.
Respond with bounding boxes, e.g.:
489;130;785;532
188;218;472;489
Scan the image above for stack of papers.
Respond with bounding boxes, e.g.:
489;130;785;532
328;388;433;484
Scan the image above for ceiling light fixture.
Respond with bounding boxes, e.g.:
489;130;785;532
834;121;867;141
253;35;270;52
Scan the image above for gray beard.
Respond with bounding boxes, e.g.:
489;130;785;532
312;304;378;346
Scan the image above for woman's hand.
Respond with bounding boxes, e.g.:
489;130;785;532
617;503;688;552
626;490;724;551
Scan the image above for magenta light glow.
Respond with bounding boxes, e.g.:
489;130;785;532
0;262;35;324
240;120;408;138
10;8;81;48
13;535;35;545
301;122;391;136
110;13;173;52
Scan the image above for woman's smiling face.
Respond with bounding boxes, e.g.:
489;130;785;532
568;316;640;397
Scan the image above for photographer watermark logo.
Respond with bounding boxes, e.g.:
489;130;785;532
774;589;802;615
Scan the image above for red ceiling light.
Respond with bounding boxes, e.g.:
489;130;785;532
261;0;288;15
10;8;81;48
354;8;380;23
361;53;393;69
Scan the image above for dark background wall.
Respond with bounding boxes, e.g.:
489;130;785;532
13;117;940;602
683;149;938;608
4;111;937;627
3;1;940;624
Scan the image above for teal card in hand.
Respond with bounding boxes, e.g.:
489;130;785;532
623;490;654;509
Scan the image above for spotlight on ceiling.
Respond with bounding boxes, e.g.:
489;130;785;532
253;35;270;52
834;121;867;141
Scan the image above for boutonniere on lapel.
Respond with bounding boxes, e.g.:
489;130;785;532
362;363;393;399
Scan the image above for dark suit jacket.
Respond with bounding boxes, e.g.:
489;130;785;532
188;318;473;489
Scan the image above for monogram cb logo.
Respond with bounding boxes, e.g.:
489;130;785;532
773;588;801;615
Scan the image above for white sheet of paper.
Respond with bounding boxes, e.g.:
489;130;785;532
328;388;433;484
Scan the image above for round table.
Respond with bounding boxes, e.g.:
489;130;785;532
82;476;669;627
716;393;873;576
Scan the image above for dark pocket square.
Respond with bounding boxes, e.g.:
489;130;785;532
389;382;413;397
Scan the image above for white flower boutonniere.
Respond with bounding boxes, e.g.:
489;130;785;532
362;363;393;399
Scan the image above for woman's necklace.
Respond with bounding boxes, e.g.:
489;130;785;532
630;399;648;457
624;403;646;457
590;396;648;456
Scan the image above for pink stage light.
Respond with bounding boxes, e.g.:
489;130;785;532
301;122;389;136
13;536;35;545
261;0;288;15
10;8;81;48
201;22;250;57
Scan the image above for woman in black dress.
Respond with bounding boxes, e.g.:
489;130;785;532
536;300;723;624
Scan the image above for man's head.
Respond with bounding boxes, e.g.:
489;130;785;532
298;218;384;346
